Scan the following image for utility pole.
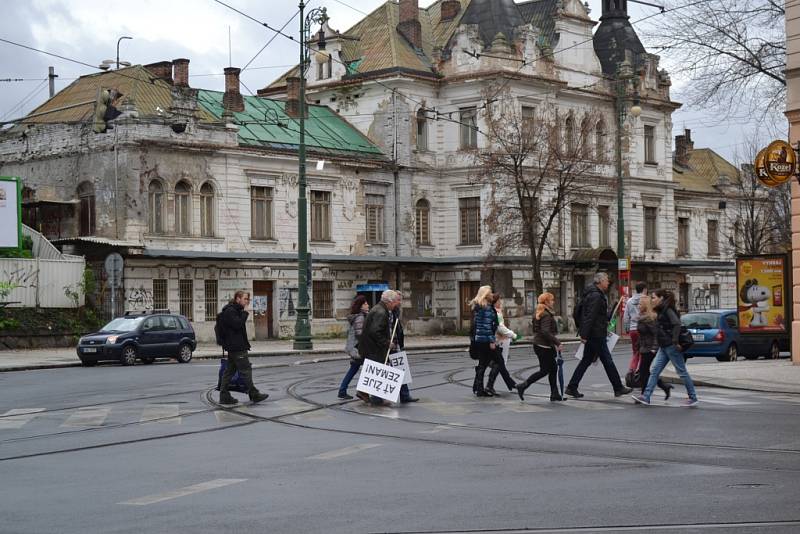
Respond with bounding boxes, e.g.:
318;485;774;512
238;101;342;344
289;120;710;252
48;66;57;98
293;2;327;351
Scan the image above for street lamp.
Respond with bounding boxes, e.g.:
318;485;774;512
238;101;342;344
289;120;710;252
293;2;328;350
116;36;133;70
614;59;640;263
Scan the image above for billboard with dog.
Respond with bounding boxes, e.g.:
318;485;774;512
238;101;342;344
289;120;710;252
736;255;788;334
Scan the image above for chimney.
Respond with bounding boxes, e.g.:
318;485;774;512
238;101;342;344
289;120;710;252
285;76;304;118
398;0;422;50
674;128;693;167
144;61;173;82
172;58;190;87
440;0;461;22
223;67;245;113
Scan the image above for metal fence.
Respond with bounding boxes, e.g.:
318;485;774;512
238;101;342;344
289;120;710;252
1;257;86;308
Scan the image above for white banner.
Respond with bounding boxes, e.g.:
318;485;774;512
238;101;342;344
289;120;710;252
574;332;620;362
386;350;412;384
356;359;405;403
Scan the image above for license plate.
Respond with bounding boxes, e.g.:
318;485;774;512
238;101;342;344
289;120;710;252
82;347;97;353
692;334;704;342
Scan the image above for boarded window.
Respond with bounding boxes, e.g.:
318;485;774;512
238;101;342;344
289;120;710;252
415;199;431;245
416;109;428;151
459;107;478;149
153;279;168;310
250;186;273;240
678;217;690;256
204;279;218;322
148;181;165;234
565;115;575;153
175;181;191;236
412;281;433;318
707;219;719;256
200;182;214;237
571;203;588;248
644;125;656;164
311;190;331;241
521;106;536;135
78;182;95;236
644;207;658;249
179;279;193;320
365;194;385;243
524;280;536;315
595;121;606;161
312;280;333;318
459;197;481;245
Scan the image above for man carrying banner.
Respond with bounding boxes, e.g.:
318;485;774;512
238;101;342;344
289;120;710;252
390;292;419;403
358;289;402;406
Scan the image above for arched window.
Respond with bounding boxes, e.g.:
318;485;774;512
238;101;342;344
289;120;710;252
416;108;428;151
595;120;606;161
415;198;431;246
580;117;591;159
77;181;95;236
174;181;191;236
565;115;575;154
200;182;214;237
148;180;165;234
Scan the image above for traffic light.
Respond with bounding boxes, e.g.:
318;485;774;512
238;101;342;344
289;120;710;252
92;88;121;133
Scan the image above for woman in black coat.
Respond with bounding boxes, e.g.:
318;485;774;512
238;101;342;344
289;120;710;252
516;292;565;402
635;295;672;399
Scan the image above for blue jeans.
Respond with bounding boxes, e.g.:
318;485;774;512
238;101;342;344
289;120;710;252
338;361;362;395
643;345;697;401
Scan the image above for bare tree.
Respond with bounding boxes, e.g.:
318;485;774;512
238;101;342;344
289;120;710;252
641;0;785;117
724;163;791;255
473;97;609;296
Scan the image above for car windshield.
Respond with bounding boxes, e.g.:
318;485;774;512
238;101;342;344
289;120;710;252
681;313;719;330
100;317;144;333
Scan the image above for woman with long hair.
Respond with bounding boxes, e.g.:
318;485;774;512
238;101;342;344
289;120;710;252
338;295;369;400
469;285;498;397
516;292;565;401
635;295;673;399
484;293;518;396
633;289;698;407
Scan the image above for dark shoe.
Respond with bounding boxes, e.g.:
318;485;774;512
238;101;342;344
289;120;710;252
250;392;269;404
356;391;370;403
614;386;633;397
565;386;584;399
400;397;419;403
516;384;526;401
550;393;564;401
659;382;673;400
338;393;354;400
475;390;491;397
485;387;497;397
508;382;517;392
219;394;238;405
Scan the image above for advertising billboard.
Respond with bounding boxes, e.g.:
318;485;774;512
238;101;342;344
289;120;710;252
736;255;788;334
0;177;22;250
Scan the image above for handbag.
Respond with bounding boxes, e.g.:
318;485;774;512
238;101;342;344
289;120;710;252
678;325;694;351
468;341;479;360
625;369;642;388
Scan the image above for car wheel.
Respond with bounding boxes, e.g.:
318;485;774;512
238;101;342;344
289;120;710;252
769;341;780;359
120;345;137;366
80;359;96;367
721;343;738;362
141;356;156;365
176;343;193;363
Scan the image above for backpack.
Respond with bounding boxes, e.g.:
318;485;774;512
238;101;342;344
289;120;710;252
572;298;583;329
214;312;225;347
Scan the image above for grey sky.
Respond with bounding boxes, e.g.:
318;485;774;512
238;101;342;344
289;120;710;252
0;0;781;163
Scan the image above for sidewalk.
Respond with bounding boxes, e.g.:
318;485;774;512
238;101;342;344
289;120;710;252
662;359;800;395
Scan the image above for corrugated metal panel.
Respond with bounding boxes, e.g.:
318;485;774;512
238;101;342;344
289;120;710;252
1;257;85;308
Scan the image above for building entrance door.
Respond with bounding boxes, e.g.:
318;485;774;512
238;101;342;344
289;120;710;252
459;281;482;331
252;281;274;340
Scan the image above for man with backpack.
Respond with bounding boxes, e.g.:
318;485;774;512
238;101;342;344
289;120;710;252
566;272;632;399
217;290;269;405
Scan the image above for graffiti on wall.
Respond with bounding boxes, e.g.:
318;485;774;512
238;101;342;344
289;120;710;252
2;265;37;288
278;287;298;319
127;286;153;309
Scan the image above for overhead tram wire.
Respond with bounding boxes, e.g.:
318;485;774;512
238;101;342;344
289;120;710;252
0;78;48;121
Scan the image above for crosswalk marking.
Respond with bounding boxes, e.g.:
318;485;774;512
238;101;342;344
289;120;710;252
308;443;381;460
509;403;550;413
755;394;800;405
694;395;758;406
565;400;625;410
214;409;251;423
0;408;46;429
60;407;111;427
119;478;247;505
140;404;181;424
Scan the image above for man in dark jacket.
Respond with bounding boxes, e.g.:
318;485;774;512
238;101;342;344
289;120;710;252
358;290;403;405
218;290;269;405
389;293;418;403
566;273;632;398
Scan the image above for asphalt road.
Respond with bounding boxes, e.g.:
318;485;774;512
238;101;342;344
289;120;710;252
1;346;799;534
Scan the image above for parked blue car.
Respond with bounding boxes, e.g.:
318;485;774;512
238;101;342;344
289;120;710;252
681;309;785;362
76;310;196;366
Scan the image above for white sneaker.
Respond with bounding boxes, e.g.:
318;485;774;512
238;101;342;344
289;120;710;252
632;394;650;405
684;399;699;408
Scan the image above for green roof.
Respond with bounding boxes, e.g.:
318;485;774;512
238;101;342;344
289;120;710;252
196;90;385;159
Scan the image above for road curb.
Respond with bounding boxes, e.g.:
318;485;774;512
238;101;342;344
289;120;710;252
661;373;800;395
